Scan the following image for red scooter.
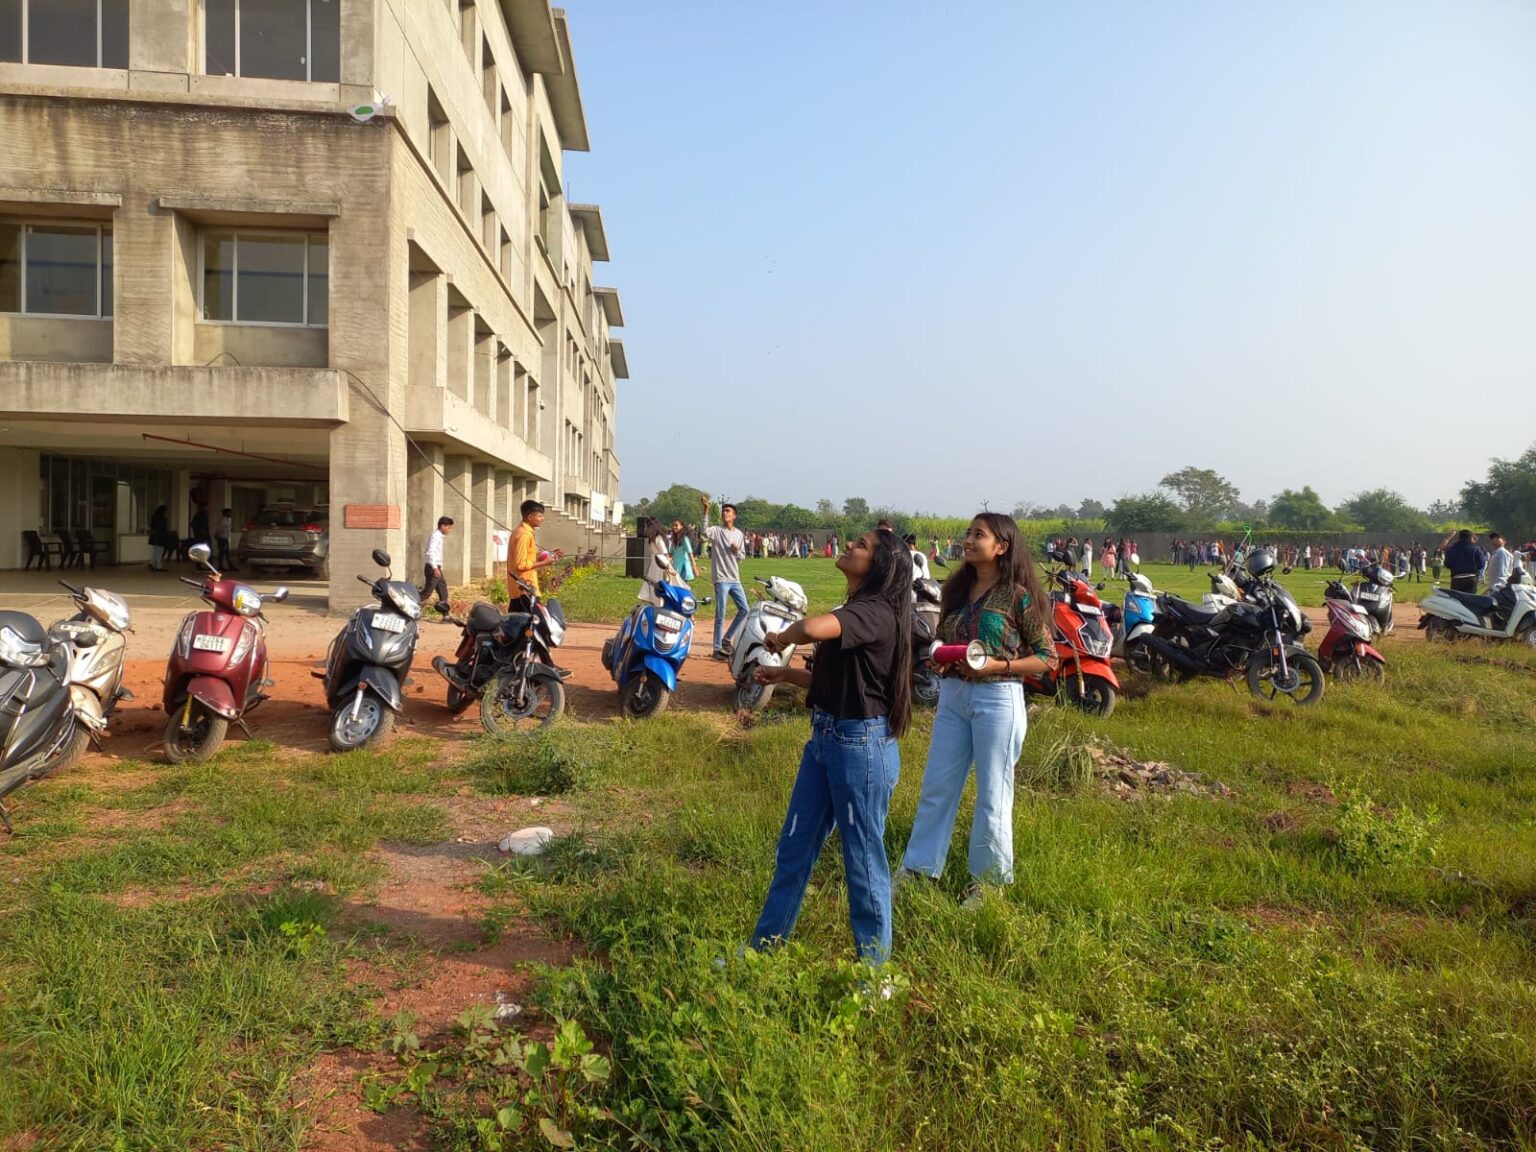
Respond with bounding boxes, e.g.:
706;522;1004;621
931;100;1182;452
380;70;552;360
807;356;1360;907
162;543;289;762
1317;580;1386;682
1021;553;1120;717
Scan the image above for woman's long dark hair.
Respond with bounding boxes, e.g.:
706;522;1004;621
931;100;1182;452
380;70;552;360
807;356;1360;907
939;513;1051;635
848;527;914;739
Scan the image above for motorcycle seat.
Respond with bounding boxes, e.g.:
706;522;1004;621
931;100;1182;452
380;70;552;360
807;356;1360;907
466;602;503;634
1443;588;1496;614
1163;597;1227;626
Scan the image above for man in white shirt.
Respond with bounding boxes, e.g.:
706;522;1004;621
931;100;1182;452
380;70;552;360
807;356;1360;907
700;494;747;658
905;533;931;582
422;515;454;612
1484;532;1518;595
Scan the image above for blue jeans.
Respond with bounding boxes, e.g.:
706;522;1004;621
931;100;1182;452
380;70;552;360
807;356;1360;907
752;712;901;965
902;678;1026;884
713;581;749;652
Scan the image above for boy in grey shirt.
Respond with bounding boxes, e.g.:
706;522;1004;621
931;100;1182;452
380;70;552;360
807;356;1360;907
700;494;748;658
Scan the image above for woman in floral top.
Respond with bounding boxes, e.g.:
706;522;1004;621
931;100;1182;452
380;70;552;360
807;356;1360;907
899;512;1055;905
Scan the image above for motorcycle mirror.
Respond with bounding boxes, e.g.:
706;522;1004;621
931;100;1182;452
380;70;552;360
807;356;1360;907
371;549;392;568
188;543;212;564
272;587;291;603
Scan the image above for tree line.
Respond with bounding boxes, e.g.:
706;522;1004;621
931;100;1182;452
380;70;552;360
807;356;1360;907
629;443;1536;542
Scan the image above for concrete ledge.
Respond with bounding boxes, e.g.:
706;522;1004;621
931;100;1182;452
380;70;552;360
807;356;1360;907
157;195;343;219
405;385;552;480
0;188;123;209
0;362;348;426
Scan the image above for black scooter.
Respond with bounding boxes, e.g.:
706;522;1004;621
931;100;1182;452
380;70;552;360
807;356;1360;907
319;550;422;752
0;610;81;831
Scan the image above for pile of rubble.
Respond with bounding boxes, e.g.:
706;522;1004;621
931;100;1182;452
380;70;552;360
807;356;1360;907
1085;741;1232;800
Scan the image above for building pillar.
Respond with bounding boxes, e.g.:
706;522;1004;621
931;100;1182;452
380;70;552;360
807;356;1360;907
494;468;514;575
408;269;447;391
328;402;409;610
447;299;473;403
474;325;495;418
441;454;474;587
470;462;495;579
406;441;444;583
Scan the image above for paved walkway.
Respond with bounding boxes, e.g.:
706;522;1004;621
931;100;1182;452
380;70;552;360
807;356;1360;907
0;563;330;616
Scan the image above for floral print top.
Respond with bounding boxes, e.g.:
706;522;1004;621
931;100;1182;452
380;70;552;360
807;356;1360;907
938;583;1056;670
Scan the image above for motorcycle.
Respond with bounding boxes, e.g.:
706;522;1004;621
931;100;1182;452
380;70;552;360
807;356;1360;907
0;610;81;832
601;579;704;719
432;576;569;733
1417;568;1536;646
1316;584;1386;681
1021;555;1119;717
1146;549;1324;705
912;576;944;707
320;549;422;751
729;576;808;712
1111;571;1159;673
162;543;289;762
50;580;134;761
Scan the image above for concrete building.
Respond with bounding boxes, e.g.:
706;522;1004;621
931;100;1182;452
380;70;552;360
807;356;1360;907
0;0;628;607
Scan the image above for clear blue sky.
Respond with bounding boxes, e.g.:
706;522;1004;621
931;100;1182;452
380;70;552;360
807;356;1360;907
563;0;1536;517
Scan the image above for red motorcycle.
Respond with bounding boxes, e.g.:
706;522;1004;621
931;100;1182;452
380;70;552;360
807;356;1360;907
1317;580;1386;682
1022;553;1120;717
162;543;289;762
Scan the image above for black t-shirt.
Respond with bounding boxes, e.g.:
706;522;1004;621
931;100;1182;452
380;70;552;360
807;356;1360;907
807;598;900;720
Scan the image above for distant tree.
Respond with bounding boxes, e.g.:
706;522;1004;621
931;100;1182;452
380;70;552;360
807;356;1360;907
1051;505;1078;520
1105;492;1187;533
1269;486;1334;531
1011;501;1047;520
815;498;837;519
1234;499;1269;526
1159;467;1241;526
1337;489;1431;533
1076;498;1106;520
842;496;870;520
1426;498;1462;523
777;503;823;529
1461;442;1536;540
644;484;710;527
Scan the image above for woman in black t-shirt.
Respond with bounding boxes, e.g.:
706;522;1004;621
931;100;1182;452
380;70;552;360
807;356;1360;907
748;528;913;966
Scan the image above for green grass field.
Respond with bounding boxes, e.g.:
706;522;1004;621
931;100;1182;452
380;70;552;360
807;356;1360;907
2;621;1534;1148
554;557;1445;625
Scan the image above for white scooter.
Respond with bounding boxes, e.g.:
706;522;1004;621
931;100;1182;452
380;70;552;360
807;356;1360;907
1203;569;1244;612
1418;568;1536;645
730;576;808;712
50;580;133;760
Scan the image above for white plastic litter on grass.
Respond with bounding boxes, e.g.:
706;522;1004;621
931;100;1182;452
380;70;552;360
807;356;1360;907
498;826;554;855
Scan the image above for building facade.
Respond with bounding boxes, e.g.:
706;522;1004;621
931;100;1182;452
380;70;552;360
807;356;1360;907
0;0;628;607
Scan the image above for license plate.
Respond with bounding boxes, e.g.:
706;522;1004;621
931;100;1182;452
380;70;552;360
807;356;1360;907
1358;592;1379;601
373;613;406;633
655;614;683;633
192;634;230;653
262;535;291;545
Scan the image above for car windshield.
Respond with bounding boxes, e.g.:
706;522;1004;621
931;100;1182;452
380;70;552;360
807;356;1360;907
251;508;326;527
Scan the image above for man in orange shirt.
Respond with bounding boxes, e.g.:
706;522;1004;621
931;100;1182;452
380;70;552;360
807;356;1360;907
509;499;561;606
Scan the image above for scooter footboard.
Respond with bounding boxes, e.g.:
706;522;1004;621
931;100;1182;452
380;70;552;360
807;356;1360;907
183;676;240;719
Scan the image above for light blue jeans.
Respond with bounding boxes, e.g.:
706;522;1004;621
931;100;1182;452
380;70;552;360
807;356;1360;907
713;581;749;653
901;678;1027;884
752;712;901;965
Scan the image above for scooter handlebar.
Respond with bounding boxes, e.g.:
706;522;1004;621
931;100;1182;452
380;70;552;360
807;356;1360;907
179;577;205;590
57;580;85;597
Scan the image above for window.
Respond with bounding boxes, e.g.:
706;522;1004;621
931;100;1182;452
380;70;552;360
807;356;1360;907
426;86;451;181
0;221;113;317
0;0;128;68
204;0;339;83
200;230;328;326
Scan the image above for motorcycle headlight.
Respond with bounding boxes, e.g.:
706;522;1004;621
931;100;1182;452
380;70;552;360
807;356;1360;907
176;615;196;660
233;586;262;617
679;594;696;614
0;625;47;669
230;622;257;665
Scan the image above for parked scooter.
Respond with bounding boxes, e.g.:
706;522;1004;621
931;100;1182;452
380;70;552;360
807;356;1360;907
433;576;569;733
0;611;81;832
729;576;808;712
912;576;944;707
1336;563;1395;637
162;543;289;762
1316;583;1386;681
601;579;705;719
1418;568;1536;646
50;580;134;760
320;550;421;751
1111;571;1159;673
1022;554;1119;717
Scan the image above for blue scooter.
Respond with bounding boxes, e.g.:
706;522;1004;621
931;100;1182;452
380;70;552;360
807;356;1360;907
601;580;708;718
1111;571;1159;674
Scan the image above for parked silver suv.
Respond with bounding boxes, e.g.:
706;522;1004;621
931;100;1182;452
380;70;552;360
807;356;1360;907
236;505;329;580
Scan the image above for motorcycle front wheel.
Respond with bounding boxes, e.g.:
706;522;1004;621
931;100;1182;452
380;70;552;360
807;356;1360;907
163;704;228;763
329;694;395;752
912;665;941;708
481;671;565;734
734;678;774;713
1063;674;1117;718
59;721;93;768
1332;654;1385;684
1423;617;1460;643
1246;651;1325;706
619;674;670;720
